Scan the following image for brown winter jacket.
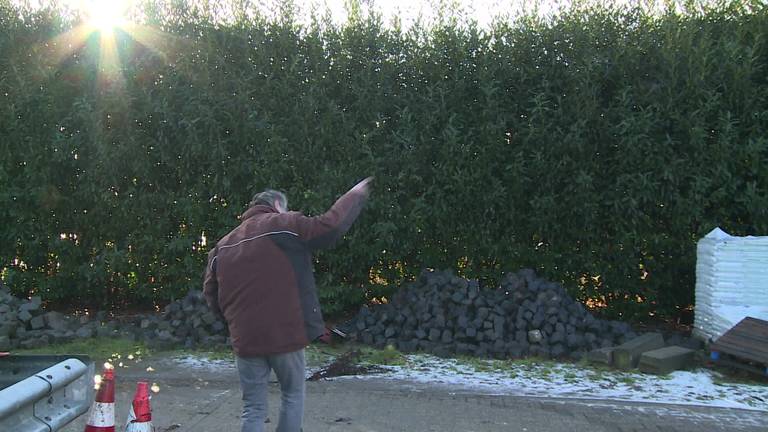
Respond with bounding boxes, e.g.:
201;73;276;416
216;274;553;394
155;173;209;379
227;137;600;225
202;188;368;357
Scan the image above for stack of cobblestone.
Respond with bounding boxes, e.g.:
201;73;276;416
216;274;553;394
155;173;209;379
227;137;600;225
342;268;638;359
0;284;229;351
133;289;229;350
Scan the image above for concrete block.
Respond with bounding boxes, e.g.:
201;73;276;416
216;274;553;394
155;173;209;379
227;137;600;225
201;312;218;325
96;326;114;338
0;335;10;351
44;311;67;331
29;315;46;330
18;309;33;322
0;323;16;338
587;347;614;365
75;327;94;339
528;329;543;344
613;333;665;369
639;346;696;375
19;336;46;350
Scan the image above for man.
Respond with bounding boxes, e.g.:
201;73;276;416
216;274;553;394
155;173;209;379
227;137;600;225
203;177;372;432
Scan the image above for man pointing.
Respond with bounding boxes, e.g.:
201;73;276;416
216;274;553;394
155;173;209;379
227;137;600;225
203;177;373;432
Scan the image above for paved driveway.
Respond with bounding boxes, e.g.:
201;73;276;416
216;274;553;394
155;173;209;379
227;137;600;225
62;354;768;432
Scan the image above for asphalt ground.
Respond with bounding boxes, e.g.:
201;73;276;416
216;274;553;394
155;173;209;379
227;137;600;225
61;354;768;432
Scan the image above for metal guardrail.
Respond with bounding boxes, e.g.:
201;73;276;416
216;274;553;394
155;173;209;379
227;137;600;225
0;355;94;431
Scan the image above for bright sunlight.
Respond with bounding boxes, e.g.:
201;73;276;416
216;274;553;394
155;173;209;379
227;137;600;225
44;0;172;91
84;0;130;34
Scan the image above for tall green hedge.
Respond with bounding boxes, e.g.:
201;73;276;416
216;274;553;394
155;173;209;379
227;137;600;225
1;0;766;320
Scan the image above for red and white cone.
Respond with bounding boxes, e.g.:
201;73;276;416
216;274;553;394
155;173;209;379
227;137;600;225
84;367;116;432
125;381;153;432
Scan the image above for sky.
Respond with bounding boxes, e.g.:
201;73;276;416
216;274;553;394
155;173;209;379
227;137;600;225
304;0;566;27
16;0;659;29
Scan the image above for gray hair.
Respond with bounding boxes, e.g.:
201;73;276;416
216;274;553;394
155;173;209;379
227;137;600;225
249;189;287;209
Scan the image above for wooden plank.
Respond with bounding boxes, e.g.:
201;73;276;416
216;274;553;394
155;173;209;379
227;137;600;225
744;330;768;338
714;356;768;377
715;335;768;349
720;318;768;334
710;317;768;364
712;349;768;362
713;342;768;356
715;318;768;337
710;348;763;362
711;348;766;364
743;317;768;331
714;336;768;352
715;334;768;350
712;340;768;357
713;334;768;349
712;342;766;355
740;320;768;336
720;327;768;339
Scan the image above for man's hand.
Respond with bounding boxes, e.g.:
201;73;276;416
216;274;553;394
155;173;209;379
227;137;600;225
350;176;374;196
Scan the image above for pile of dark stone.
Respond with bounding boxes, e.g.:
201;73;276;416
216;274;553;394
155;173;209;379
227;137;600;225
2;268;702;363
132;289;229;350
0;285;105;351
0;283;228;351
342;268;638;359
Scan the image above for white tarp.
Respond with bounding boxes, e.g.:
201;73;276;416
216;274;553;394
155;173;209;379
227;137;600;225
693;227;768;342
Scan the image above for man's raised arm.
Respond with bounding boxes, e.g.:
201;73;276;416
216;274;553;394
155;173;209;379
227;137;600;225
289;177;373;250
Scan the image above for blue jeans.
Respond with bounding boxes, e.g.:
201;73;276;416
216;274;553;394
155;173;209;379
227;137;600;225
236;349;305;432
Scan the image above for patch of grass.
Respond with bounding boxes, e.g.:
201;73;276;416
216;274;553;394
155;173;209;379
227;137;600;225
582;362;613;373
445;364;471;375
455;356;495;373
305;342;408;367
472;364;493;373
695;395;715;401
14;337;150;364
532;366;554;380
587;366;619;381
453;356;520;374
511;356;556;369
587;369;608;381
305;344;347;367
711;370;768;387
563;371;579;381
358;345;407;366
617;375;637;385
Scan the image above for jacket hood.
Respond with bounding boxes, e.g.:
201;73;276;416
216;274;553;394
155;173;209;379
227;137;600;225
241;205;277;221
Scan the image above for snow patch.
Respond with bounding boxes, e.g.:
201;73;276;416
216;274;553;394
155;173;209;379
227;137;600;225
171;352;767;413
173;355;236;370
340;354;768;412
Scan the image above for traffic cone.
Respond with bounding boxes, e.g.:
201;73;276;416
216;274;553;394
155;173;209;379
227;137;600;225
84;367;116;432
125;381;153;432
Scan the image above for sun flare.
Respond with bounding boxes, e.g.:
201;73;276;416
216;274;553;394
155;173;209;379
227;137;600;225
84;0;129;33
47;0;173;90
